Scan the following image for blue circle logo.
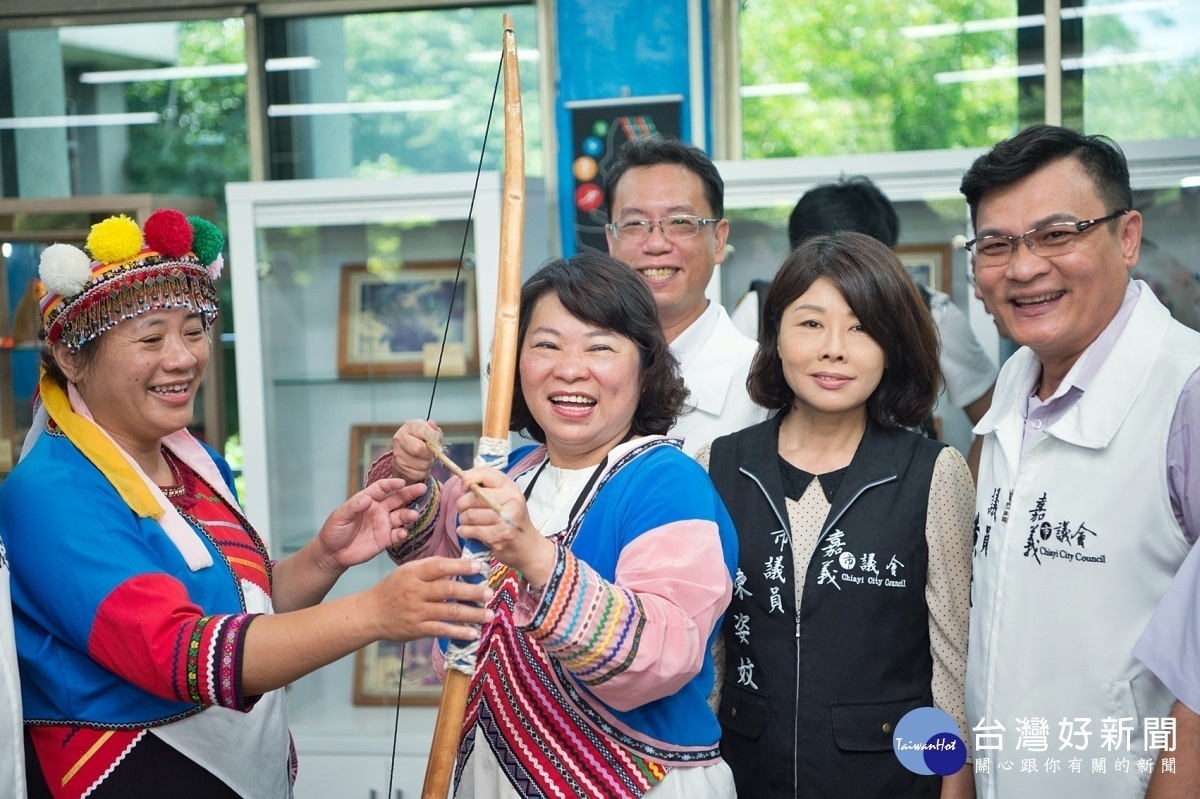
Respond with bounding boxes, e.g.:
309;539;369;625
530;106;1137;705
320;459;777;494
892;707;967;776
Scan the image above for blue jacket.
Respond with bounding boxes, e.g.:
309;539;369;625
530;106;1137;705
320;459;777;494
1;430;245;727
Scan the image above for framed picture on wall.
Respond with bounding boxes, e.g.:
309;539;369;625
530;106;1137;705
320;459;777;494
352;638;442;706
337;262;478;379
347;424;480;497
895;244;953;295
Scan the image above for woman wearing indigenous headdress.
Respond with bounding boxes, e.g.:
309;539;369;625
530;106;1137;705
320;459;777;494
0;210;491;799
703;232;975;798
375;253;739;798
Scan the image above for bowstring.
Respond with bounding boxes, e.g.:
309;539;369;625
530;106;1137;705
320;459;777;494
386;39;507;799
425;41;506;421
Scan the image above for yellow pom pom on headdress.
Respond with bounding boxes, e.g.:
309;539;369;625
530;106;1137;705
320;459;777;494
86;214;144;265
38;210;224;350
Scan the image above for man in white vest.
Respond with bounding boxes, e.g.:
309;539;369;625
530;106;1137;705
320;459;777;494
960;125;1200;799
604;138;767;455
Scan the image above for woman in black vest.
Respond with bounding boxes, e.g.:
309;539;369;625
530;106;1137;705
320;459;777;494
702;232;975;798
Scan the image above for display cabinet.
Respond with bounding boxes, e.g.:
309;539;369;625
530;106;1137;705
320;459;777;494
225;173;511;798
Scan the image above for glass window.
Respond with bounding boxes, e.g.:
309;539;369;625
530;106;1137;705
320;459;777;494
735;1;1200;159
1072;1;1200;140
0;19;248;202
737;0;1020;158
263;5;541;180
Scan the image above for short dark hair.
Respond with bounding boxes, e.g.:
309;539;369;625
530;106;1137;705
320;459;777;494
603;137;724;220
509;253;688;442
960;124;1133;227
748;232;940;428
39;328;101;391
788;176;900;249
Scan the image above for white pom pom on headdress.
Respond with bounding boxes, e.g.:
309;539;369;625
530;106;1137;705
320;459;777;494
39;243;93;297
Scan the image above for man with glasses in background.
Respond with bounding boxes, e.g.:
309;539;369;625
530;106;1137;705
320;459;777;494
605;138;767;455
961;124;1200;799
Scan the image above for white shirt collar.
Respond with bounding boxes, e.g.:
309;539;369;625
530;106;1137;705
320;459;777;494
670;301;719;371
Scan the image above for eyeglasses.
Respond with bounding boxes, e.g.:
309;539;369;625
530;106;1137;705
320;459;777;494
964;210;1128;267
606;214;721;241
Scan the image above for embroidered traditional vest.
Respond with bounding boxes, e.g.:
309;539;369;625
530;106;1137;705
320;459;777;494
454;438;724;798
710;417;942;799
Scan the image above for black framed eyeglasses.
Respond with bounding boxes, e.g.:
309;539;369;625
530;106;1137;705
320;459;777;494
606;214;721;241
964;210;1129;267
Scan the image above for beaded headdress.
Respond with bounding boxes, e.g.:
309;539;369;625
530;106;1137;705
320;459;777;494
37;208;224;351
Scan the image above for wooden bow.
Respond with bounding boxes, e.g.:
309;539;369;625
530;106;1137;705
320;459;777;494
421;14;524;798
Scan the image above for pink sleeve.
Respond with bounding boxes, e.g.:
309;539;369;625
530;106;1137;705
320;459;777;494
514;520;732;712
364;451;395;487
384;473;466;563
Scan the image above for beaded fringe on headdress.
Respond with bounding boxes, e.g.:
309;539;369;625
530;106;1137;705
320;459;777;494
46;258;219;352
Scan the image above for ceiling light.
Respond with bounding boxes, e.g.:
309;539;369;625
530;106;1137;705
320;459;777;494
466;49;540;63
79;57;320;85
80;64;244;84
0;112;158;130
902;0;1177;40
741;82;810;98
267;100;453;117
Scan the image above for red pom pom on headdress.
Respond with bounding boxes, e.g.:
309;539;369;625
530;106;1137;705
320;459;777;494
143;209;194;258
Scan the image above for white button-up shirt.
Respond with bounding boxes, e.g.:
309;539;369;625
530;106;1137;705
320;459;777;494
669;302;767;456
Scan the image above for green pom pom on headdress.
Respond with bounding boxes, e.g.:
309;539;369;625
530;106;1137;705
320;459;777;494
188;216;224;265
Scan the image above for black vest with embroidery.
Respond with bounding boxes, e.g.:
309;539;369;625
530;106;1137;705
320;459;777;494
710;415;943;799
